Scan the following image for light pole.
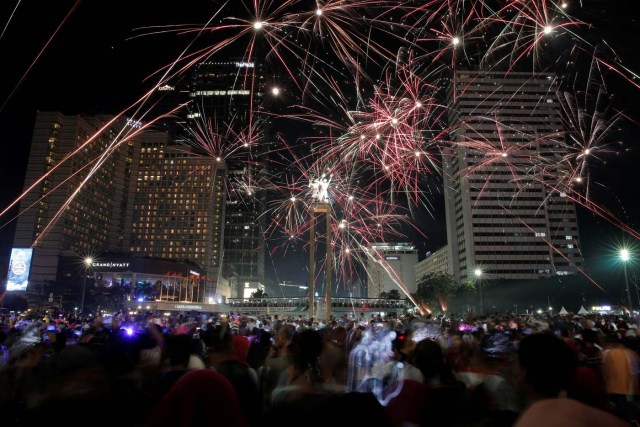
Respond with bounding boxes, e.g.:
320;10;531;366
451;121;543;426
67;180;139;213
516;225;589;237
80;257;93;313
620;249;633;315
474;268;483;315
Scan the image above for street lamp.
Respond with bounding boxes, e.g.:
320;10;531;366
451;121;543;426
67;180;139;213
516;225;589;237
620;249;633;315
80;257;93;313
474;268;483;315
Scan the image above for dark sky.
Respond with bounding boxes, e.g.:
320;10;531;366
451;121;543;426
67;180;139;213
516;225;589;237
1;1;639;299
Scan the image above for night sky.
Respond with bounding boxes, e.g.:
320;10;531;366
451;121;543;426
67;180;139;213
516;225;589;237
1;1;639;303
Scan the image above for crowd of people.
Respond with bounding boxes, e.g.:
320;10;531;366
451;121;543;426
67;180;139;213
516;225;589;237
0;308;639;426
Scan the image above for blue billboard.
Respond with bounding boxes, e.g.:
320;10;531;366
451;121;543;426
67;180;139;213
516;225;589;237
6;248;33;291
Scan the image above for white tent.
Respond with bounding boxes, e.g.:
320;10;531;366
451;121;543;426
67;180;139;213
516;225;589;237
578;305;589;315
558;306;569;315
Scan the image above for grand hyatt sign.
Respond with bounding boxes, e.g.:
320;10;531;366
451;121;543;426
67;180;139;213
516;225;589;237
93;261;130;269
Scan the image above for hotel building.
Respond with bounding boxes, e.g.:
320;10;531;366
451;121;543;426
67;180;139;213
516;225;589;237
12;112;227;301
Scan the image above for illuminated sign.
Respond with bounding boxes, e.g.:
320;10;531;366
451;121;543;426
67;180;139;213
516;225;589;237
193;90;251;96
174;304;203;310
157;84;174;91
6;248;33;291
93;262;130;269
235;62;255;68
591;305;611;311
385;256;399;261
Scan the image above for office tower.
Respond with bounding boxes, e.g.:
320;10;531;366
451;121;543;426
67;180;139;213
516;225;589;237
415;245;451;281
12;112;136;286
443;71;583;282
366;243;418;297
12;112;227;301
180;60;268;295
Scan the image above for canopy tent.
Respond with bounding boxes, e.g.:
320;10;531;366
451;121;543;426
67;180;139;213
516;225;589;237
578;305;589;315
558;306;569;315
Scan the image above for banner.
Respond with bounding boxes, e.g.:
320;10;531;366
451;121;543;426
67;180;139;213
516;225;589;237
6;248;33;291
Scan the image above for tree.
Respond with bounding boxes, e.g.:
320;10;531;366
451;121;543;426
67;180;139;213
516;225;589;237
415;272;474;313
379;289;402;300
250;288;269;299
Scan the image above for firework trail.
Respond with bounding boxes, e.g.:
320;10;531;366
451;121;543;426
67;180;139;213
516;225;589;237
0;0;82;112
557;47;623;200
480;0;587;71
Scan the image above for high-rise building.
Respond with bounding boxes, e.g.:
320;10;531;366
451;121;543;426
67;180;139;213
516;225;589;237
13;112;135;287
366;243;418;297
12;112;227;300
443;71;583;282
123;133;226;298
415;245;451;281
177;60;268;295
